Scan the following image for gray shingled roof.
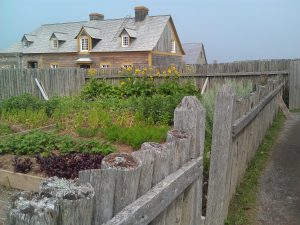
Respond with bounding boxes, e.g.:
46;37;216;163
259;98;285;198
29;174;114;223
2;15;170;54
182;43;204;64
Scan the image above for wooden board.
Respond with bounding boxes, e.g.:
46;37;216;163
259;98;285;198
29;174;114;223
0;169;44;192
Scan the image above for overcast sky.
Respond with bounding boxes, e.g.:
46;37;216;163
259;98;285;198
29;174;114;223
0;0;299;63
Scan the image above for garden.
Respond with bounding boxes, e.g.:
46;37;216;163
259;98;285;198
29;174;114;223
0;67;253;181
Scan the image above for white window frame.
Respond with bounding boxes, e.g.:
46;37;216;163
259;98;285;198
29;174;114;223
100;64;110;68
122;35;130;47
171;40;176;53
80;37;89;52
52;39;59;49
50;64;59;69
122;64;132;68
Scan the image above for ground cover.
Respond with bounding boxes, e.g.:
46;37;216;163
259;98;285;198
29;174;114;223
0;68;200;179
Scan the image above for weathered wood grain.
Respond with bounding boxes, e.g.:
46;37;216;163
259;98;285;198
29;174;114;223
232;83;283;137
103;158;202;225
79;169;116;225
102;153;142;216
205;85;236;225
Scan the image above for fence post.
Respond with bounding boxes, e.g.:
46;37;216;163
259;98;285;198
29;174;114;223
289;60;300;109
205;85;236;225
174;96;206;225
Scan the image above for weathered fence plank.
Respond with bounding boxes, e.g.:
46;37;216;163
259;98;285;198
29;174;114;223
205;85;236;225
103;158;202;225
289;60;300;109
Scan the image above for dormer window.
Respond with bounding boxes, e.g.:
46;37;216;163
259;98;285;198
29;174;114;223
52;39;59;48
171;40;176;53
80;37;89;51
23;40;29;47
122;35;129;47
22;34;35;47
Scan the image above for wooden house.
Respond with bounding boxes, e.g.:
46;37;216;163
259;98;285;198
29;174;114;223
0;6;185;69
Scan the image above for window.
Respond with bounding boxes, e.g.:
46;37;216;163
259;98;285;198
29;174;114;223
80;37;89;51
100;64;110;68
171;40;176;53
123;64;132;68
23;40;29;47
80;64;90;69
52;39;59;48
50;64;59;69
28;61;38;68
122;35;129;47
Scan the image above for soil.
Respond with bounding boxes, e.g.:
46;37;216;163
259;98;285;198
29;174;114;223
103;153;138;169
0;154;46;177
255;113;300;225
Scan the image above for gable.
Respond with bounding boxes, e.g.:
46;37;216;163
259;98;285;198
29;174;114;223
153;17;184;55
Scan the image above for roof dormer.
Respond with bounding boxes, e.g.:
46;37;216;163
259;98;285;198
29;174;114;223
75;26;102;52
21;34;35;47
118;28;137;48
50;32;67;49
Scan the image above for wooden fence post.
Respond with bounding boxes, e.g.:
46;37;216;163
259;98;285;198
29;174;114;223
289;60;300;109
205;85;236;225
101;153;142;216
7;192;59;225
40;177;95;225
79;169;116;225
174;96;206;225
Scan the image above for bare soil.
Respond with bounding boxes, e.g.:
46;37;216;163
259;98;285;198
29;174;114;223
256;113;300;225
103;153;138;169
0;154;46;177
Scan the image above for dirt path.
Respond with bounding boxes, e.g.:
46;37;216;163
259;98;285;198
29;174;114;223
256;113;300;225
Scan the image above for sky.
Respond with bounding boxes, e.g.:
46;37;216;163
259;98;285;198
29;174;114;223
0;0;299;63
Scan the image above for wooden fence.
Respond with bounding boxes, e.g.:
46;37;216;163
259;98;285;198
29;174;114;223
289;60;300;109
0;59;293;101
0;68;85;99
6;76;284;225
205;78;283;224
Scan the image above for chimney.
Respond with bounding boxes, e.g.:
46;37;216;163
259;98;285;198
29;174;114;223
135;6;149;22
89;13;104;21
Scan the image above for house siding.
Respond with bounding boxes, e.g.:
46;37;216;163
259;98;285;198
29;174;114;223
20;52;149;69
0;53;22;69
152;53;182;68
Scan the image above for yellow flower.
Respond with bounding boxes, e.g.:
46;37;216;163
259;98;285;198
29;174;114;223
127;67;132;72
167;68;172;74
156;72;160;76
121;81;126;86
142;71;146;75
135;69;141;75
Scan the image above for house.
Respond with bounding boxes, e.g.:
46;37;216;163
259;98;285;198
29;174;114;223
0;6;185;69
182;43;207;65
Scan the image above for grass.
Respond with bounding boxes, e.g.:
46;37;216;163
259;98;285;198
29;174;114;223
225;112;285;225
291;108;300;112
102;125;169;150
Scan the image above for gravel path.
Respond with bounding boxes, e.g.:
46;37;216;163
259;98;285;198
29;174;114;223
256;113;300;225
